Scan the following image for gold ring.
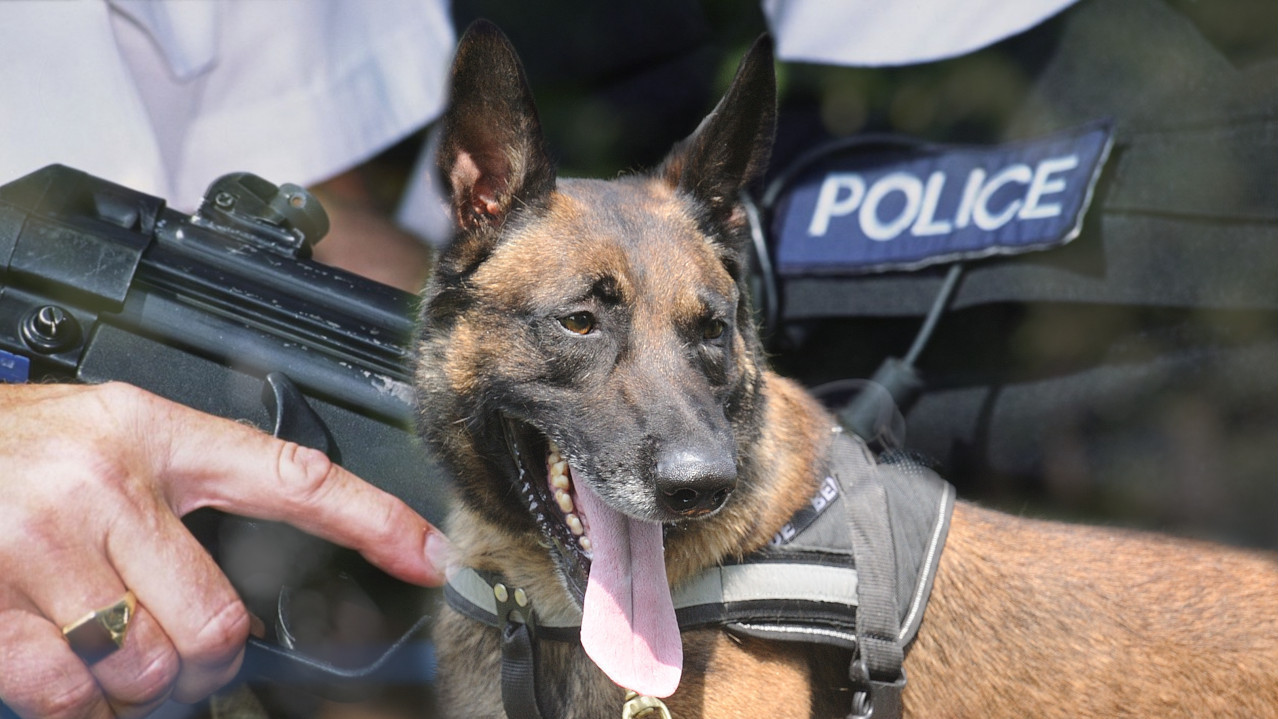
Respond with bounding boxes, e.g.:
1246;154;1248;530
61;590;137;664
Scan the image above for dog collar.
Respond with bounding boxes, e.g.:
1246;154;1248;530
444;429;955;719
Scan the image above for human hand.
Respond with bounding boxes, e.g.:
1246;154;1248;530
0;382;451;718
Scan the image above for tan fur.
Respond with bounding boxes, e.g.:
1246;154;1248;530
907;503;1278;718
438;360;1278;718
666;631;828;717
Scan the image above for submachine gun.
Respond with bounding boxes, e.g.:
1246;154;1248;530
0;164;447;702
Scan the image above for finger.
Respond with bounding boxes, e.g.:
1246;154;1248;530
105;505;250;703
14;555;180;716
0;593;112;719
156;402;450;586
91;606;179;717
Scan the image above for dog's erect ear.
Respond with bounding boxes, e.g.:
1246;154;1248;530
438;20;555;233
659;35;776;239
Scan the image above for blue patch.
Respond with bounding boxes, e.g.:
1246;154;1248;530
0;350;30;383
771;122;1114;276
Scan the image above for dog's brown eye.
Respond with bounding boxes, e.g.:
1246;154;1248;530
702;319;726;340
560;312;596;335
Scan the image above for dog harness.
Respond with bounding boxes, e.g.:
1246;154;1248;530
445;427;955;719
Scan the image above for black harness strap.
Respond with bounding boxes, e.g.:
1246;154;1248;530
489;575;549;719
499;621;545;719
836;435;907;718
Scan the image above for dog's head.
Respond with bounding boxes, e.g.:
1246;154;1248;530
414;20;776;696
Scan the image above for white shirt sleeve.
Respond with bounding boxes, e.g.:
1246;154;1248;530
762;0;1081;67
0;1;171;200
0;0;454;210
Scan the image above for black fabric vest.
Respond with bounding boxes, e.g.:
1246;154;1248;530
444;428;955;715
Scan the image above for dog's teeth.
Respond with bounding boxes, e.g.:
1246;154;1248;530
555;490;574;513
579;536;593;553
566;513;584;535
551;473;570;490
551;460;567;476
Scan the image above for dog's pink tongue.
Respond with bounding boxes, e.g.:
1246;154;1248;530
574;482;682;697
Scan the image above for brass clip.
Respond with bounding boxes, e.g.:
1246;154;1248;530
621;691;672;719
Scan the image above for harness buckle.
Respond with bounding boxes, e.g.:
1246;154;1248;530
848;655;906;719
853;674;904;719
494;582;538;636
848;677;905;719
621;691;673;719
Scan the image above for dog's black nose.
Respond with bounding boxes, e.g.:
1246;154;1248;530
655;446;737;517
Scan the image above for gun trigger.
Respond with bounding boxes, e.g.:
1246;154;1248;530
263;372;333;457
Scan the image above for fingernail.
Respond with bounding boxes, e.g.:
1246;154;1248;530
424;530;454;583
248;612;267;639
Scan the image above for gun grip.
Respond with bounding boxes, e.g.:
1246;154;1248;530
242;372;437;699
263;372;333;457
242;615;436;702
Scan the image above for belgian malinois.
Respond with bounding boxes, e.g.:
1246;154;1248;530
414;21;1278;718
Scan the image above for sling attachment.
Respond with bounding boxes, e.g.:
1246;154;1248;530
621;691;673;719
835;433;907;719
490;578;549;719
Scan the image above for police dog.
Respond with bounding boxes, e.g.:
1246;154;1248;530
414;21;1278;719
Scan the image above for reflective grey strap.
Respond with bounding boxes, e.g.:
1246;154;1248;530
675;561;858;608
446;562;860;637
